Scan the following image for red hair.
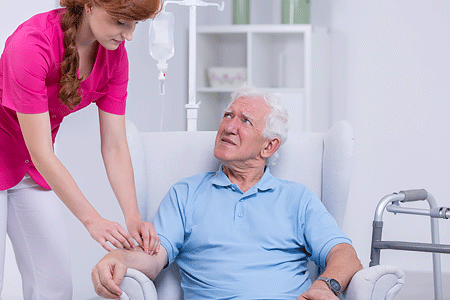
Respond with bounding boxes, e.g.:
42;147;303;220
59;0;162;109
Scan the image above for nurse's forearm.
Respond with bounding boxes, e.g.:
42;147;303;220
101;140;141;222
98;110;141;222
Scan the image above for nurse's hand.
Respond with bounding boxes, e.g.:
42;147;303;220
126;218;160;255
86;217;135;252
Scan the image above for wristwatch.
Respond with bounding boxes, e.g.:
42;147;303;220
316;277;341;295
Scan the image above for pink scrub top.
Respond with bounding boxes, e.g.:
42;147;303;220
0;8;129;190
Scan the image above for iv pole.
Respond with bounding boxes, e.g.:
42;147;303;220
163;0;224;131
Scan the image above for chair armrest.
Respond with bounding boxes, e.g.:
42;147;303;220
119;265;404;300
120;268;158;300
341;265;405;300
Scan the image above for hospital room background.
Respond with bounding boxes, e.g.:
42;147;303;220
1;0;450;299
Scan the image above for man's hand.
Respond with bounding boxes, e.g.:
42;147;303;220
297;287;339;300
298;243;362;299
297;280;339;300
92;250;127;299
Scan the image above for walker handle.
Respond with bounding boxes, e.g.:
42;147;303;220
399;189;428;202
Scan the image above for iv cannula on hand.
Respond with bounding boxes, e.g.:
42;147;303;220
149;9;175;95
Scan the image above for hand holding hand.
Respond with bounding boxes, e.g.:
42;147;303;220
126;219;161;255
86;216;135;252
91;250;127;299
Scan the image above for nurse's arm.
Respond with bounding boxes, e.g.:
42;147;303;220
98;109;160;254
16;111;134;251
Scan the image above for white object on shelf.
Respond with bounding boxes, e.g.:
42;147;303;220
207;67;247;88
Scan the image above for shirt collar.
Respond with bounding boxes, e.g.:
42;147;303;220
212;164;275;194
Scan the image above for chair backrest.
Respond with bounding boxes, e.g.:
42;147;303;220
125;120;354;300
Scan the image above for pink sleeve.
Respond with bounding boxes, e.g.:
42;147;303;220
2;26;52;114
95;43;128;115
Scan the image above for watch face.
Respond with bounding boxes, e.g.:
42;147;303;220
329;279;341;292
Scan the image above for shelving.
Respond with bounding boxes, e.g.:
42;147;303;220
196;24;329;133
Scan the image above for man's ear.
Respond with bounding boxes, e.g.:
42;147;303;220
261;138;281;160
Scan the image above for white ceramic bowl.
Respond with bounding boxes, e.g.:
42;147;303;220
207;67;247;88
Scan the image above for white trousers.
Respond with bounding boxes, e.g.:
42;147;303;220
0;175;73;300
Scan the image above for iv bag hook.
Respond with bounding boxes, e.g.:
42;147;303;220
163;0;224;11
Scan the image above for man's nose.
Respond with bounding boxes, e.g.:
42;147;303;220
224;118;239;134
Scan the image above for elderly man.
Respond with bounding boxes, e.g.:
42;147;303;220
92;87;362;300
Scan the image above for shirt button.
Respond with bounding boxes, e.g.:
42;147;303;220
238;213;243;217
52;115;57;118
25;160;29;163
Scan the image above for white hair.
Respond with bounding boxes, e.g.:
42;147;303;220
228;86;289;165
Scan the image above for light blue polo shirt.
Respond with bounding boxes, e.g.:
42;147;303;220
153;166;351;299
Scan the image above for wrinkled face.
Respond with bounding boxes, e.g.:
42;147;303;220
214;97;272;164
85;4;138;50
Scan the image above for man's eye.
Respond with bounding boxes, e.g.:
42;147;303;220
224;113;232;118
244;119;251;124
117;20;125;26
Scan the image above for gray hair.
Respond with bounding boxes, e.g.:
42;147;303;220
228;86;289;165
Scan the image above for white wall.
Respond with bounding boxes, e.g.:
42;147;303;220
2;0;450;299
328;1;450;298
0;0;58;53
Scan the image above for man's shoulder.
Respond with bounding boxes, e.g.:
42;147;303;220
165;171;216;206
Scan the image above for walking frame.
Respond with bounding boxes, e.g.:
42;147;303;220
370;189;450;300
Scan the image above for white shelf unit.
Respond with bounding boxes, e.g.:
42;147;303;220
195;24;330;133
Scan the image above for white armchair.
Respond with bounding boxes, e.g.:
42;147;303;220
119;120;404;300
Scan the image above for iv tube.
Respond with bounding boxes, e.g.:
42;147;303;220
149;9;175;95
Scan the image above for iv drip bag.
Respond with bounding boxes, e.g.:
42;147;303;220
150;10;175;95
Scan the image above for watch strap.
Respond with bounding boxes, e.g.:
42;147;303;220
317;276;341;295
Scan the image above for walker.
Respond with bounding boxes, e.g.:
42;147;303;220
370;189;450;300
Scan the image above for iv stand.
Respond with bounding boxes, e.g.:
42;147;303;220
163;0;224;131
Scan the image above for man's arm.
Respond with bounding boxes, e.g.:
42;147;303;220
92;246;168;299
298;243;363;300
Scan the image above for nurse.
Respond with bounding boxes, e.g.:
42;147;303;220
0;0;162;299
